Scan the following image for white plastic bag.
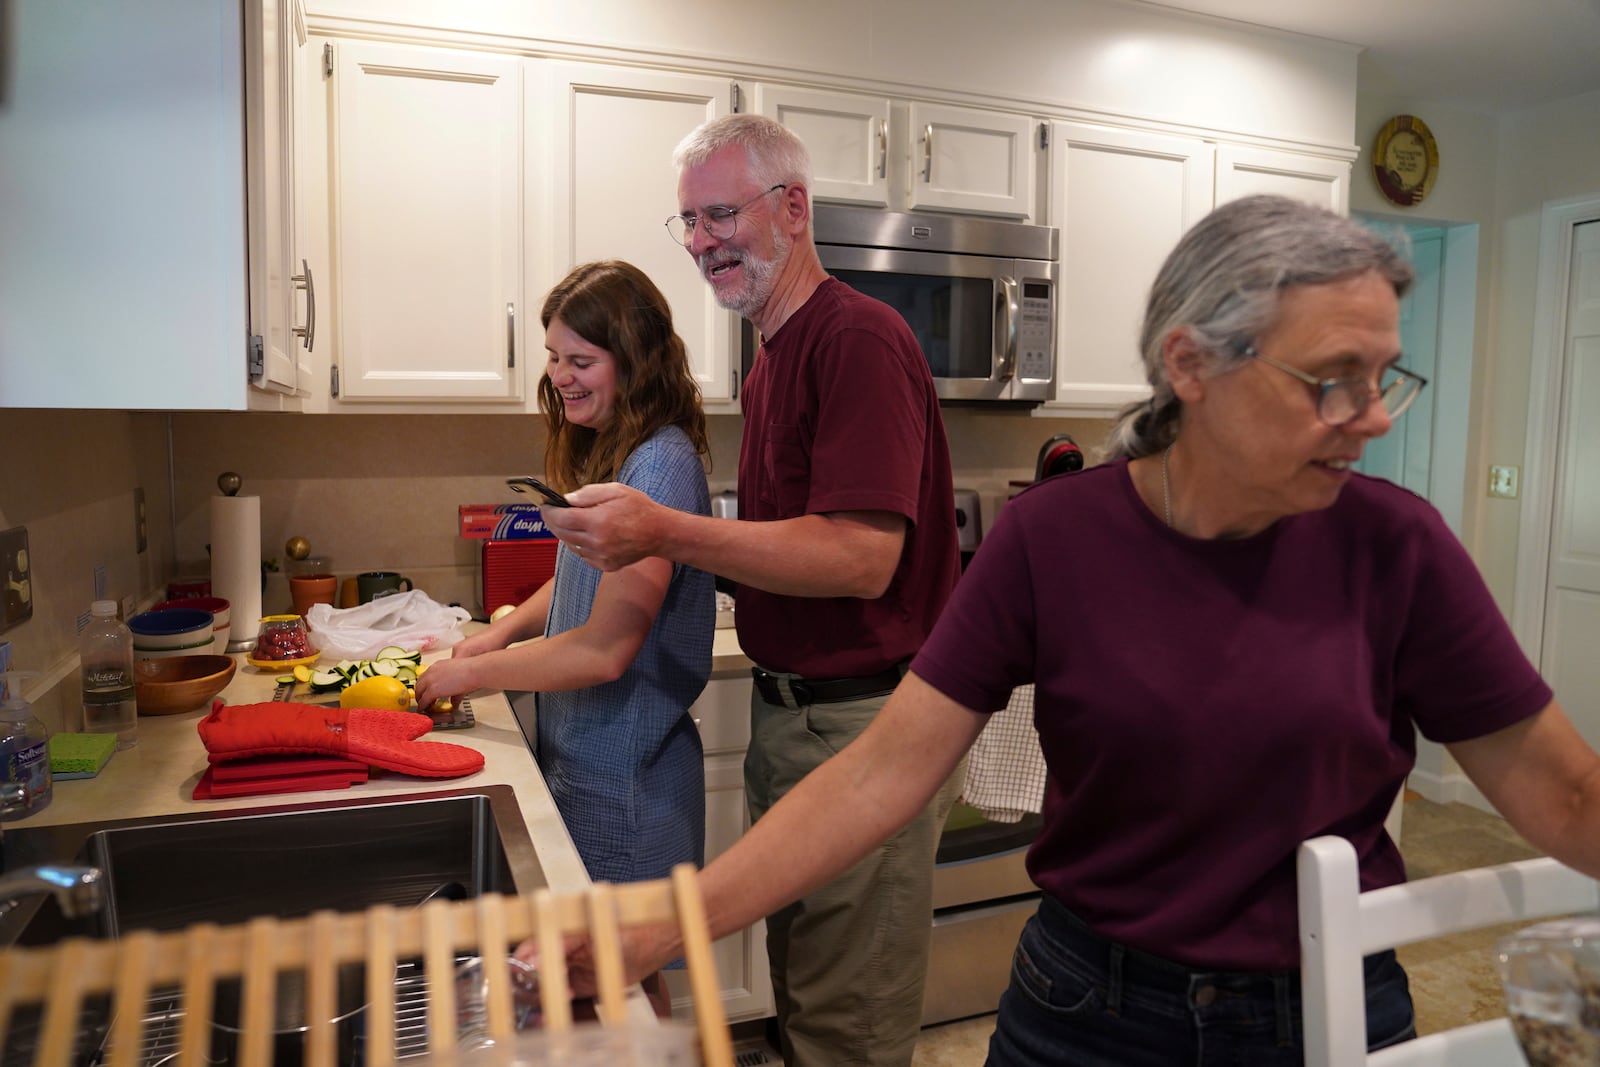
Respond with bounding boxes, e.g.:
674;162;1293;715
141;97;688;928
305;590;472;660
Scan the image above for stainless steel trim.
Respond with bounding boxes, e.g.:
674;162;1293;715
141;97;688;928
932;843;1036;910
813;203;1058;261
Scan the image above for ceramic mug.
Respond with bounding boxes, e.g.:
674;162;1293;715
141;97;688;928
357;571;413;604
289;574;337;618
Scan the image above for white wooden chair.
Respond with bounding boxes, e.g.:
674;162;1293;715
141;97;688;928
1298;834;1600;1066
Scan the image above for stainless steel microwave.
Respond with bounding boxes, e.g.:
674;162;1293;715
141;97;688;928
810;204;1059;404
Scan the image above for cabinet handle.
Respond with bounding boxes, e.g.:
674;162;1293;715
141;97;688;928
922;124;933;183
877;119;887;179
291;259;316;351
506;303;516;368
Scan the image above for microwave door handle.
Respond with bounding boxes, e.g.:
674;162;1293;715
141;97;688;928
994;276;1020;381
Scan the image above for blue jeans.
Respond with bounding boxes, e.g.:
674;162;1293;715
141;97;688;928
986;895;1416;1066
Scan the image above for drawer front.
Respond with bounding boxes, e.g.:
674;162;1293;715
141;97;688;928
692;677;752;755
922;895;1039;1027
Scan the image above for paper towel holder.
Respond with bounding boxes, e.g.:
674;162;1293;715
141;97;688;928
218;471;243;496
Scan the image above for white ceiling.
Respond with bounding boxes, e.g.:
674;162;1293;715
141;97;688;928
1133;0;1600;114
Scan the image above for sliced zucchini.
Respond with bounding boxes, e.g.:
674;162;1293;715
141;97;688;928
395;665;418;682
376;645;410;661
275;674;297;685
336;660;356;675
372;659;399;677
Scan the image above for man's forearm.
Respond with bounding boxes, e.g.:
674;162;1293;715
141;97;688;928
660;509;903;598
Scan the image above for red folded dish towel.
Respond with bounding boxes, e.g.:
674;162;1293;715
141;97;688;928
198;703;484;778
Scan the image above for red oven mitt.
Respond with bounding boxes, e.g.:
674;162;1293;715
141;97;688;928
197;703;484;778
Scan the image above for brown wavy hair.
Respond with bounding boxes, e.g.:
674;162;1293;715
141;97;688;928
538;261;709;490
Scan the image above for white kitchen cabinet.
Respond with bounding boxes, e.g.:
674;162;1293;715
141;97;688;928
327;41;524;403
1046;122;1215;413
664;676;775;1023
244;0;310;404
753;85;892;207
1214;144;1350;214
756;86;1037;219
908;102;1037;219
546;64;739;402
0;0;261;410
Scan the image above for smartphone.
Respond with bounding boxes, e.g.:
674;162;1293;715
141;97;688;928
506;476;571;508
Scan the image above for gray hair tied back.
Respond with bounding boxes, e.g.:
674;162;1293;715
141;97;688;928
1102;194;1415;462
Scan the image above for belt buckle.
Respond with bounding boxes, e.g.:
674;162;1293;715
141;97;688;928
789;679;815;706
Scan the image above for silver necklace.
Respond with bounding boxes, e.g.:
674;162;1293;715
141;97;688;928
1161;446;1173;528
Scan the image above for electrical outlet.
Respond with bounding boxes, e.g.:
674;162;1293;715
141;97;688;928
0;526;32;634
1488;465;1520;499
134;486;148;553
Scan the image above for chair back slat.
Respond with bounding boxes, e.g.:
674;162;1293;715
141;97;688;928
0;865;733;1066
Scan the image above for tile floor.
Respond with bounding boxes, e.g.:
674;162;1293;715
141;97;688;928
908;792;1545;1065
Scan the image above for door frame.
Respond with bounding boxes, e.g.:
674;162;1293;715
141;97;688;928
1511;192;1600;662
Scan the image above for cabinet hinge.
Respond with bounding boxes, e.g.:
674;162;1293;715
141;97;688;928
730;82;741;113
1039;122;1049;150
323;42;333;78
330;364;341;398
247;334;264;381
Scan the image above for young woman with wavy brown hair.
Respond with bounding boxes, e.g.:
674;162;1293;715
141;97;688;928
415;260;714;1015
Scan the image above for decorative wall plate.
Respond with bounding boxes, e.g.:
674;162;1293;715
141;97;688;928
1373;115;1439;207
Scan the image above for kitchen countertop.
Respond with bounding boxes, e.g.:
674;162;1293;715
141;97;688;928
10;624;751;892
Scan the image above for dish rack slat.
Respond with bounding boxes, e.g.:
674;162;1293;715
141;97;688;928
0;866;732;1067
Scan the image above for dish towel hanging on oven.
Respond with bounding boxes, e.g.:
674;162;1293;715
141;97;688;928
962;684;1046;823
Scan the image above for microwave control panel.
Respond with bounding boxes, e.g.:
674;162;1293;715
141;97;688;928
1017;281;1053;381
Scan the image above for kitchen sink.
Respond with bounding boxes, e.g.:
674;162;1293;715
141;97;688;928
0;786;547;1066
0;784;546;946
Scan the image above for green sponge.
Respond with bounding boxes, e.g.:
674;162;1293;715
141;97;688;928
49;733;117;780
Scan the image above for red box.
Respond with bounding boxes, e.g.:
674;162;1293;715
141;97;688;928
459;504;556;541
480;539;560;617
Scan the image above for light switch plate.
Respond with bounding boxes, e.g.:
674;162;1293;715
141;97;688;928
0;526;32;634
1488;464;1520;499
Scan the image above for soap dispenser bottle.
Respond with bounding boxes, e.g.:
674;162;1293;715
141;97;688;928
0;672;51;819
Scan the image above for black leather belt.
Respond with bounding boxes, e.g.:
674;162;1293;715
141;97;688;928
751;661;908;708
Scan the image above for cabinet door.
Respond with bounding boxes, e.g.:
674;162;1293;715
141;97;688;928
547;65;737;402
665;677;775;1022
331;42;523;401
754;84;890;207
907;102;1035;219
244;0;305;399
1048;122;1214;413
1214;145;1350;215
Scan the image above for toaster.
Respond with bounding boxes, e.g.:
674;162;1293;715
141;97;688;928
479;538;559;618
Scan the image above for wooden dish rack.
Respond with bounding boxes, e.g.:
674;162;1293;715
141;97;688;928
0;865;734;1067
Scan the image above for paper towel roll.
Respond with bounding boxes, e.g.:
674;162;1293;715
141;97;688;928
210;495;261;653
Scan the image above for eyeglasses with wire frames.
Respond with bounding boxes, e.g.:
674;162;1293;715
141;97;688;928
1245;346;1428;428
665;184;787;247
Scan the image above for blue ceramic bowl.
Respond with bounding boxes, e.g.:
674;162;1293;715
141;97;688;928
129;608;215;650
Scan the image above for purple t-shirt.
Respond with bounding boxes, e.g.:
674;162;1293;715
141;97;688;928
911;459;1552;971
736;278;959;678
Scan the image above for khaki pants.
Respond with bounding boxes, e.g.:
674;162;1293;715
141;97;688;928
745;681;965;1067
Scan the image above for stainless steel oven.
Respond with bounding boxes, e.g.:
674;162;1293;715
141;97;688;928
811;204;1059;405
923;802;1043;1026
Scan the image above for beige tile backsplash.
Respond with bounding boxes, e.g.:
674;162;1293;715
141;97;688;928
1;406;1112;731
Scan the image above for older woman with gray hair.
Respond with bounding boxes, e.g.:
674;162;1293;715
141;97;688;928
550;194;1600;1064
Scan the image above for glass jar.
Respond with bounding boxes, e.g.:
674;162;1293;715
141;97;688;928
249;614;317;663
1498;917;1600;1066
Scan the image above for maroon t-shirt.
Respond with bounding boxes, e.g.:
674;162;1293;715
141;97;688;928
736;277;959;678
912;460;1552;971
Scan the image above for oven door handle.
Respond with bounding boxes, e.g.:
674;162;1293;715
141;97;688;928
994;275;1020;382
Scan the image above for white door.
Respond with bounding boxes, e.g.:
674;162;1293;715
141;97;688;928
907;102;1035;219
332;42;523;402
1356;226;1442;496
548;65;736;401
755;84;890;207
1214;145;1350;214
1047;122;1214;413
1541;221;1600;751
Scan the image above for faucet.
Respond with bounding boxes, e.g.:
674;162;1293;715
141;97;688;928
0;782;106;919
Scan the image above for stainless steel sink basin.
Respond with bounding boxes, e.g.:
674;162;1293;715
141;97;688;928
0;784;545;946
